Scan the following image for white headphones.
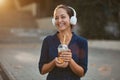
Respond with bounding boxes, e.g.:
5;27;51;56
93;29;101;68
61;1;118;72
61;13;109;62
52;6;77;26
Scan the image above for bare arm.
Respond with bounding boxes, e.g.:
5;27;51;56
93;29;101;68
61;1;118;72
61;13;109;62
60;50;85;77
69;59;84;77
41;58;56;75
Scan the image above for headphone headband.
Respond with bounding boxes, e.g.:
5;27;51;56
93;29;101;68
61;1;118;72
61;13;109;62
52;5;77;26
68;6;76;17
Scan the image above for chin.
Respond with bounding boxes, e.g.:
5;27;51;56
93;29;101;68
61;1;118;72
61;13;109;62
58;27;66;30
58;28;66;32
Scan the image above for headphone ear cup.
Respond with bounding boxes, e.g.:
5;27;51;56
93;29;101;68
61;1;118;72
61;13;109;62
52;18;55;26
70;16;77;25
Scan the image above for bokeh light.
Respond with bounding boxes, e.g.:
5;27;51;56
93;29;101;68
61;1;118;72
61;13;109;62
0;0;5;6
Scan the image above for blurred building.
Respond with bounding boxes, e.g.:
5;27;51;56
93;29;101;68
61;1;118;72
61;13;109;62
0;0;55;40
0;0;38;41
0;0;120;40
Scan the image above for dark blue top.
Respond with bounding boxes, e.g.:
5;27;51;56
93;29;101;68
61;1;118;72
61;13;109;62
39;32;88;80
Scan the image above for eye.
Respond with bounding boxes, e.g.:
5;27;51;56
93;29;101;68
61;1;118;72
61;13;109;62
61;16;66;19
55;17;58;20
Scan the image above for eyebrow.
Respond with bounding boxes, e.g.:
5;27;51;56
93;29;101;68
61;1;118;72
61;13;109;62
55;14;66;18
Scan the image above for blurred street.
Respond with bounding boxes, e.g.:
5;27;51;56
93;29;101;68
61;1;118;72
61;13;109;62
0;35;120;80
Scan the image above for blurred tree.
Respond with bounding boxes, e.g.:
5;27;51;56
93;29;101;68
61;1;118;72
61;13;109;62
28;0;120;40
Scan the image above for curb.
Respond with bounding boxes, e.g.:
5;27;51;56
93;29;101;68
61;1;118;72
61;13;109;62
0;63;16;80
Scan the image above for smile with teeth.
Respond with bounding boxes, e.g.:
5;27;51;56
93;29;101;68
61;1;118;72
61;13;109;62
58;23;65;27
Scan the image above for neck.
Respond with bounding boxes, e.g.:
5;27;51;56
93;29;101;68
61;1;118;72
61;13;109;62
59;28;72;36
58;30;72;45
59;31;71;36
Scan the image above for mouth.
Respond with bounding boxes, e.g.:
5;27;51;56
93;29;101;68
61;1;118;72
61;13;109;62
58;23;65;28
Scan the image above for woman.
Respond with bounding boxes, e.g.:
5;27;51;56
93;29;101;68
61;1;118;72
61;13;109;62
38;4;88;80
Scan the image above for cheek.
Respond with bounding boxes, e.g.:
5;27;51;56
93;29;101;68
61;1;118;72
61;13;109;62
66;20;71;26
66;18;71;24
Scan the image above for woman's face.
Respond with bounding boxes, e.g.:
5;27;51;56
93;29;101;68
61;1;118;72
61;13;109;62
54;8;71;31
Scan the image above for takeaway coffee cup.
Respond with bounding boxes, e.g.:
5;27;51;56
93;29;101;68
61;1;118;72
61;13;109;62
57;44;69;67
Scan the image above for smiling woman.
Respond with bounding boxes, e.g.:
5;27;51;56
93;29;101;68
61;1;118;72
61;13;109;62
38;4;88;80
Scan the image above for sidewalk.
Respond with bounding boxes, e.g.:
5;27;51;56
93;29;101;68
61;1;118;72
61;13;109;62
0;43;44;80
88;40;120;51
0;40;120;80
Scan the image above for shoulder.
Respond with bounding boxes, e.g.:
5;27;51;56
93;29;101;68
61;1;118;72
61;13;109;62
74;33;88;49
74;33;88;43
43;33;56;42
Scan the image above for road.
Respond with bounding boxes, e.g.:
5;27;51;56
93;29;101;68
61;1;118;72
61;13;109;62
0;43;119;80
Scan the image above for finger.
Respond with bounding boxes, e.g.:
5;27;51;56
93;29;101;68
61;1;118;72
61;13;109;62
63;53;72;58
61;52;70;55
56;62;68;68
67;49;71;52
64;56;72;62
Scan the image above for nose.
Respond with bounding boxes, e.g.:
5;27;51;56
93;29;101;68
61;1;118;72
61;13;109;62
57;18;62;23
